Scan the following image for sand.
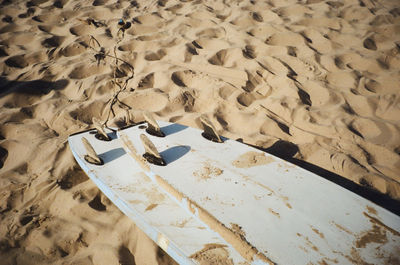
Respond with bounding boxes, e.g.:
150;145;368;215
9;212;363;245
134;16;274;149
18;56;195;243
0;0;399;264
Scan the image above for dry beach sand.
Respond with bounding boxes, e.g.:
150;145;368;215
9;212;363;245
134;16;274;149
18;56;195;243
0;0;400;264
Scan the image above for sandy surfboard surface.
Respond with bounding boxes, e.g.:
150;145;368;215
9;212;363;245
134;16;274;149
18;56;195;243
0;0;399;264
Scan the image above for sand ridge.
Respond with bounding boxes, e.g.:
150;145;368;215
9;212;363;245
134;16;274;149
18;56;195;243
0;0;400;264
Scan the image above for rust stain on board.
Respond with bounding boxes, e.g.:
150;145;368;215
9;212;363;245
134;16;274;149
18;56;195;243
268;208;280;218
297;233;319;252
343;247;372;265
317;257;338;264
310;226;325;239
230;223;246;238
355;224;387;248
354;212;400;249
366;205;377;215
364;212;400;237
333;222;353;235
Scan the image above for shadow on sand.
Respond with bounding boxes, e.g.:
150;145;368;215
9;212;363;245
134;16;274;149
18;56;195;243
0;76;69;98
251;139;400;216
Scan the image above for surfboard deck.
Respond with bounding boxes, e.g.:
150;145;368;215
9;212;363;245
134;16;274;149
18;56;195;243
69;121;400;265
68;129;247;265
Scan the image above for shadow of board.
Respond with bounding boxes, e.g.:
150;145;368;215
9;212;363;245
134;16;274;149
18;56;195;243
0;76;69;98
252;139;400;216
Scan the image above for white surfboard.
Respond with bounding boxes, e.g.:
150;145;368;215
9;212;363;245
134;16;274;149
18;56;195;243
69;120;400;265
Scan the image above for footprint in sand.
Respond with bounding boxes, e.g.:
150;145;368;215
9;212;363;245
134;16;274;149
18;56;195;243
136;32;168;41
157;0;168;7
363;78;381;93
37;25;53;33
33;10;76;24
92;0;107;6
134;13;164;25
265;32;305;47
68;64;106;79
193;38;230;51
4;50;48;69
186;42;199;57
118;246;135;265
296;86;312;106
230;13;259;28
196;27;226;38
251;12;264;22
301;80;332;107
5;55;30;69
1;32;37;46
165;3;184;14
274;4;312;19
218;85;236;100
18;7;35;18
352;118;398;146
125;24;161;36
237;92;257;107
19;214;36;226
208;48;243;67
121;90;169;112
326;71;358;90
171;70;217;90
241;72;264;93
363;37;377;51
242;45;257;59
144;49;166;61
0;23;22;35
118;40;158;53
287;46;297;57
248;25;279;40
0;146;8;169
53;0;68;9
57;166;88;190
60;41;86;57
69;24;95;36
171;71;189;87
26;0;50;7
137;73;155;89
88;193;106;211
42;35;65;48
301;29;333;54
2;15;13;23
0;46;8;57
